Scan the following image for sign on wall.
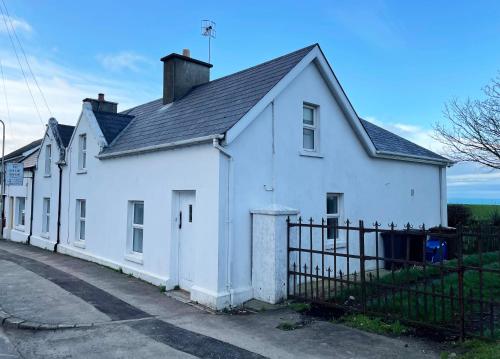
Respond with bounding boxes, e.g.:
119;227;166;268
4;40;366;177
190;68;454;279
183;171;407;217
5;163;24;186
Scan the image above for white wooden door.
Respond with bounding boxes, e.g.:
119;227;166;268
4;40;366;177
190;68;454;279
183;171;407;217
178;191;196;290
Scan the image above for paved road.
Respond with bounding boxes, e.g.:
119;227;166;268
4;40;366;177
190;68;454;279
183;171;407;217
0;240;441;358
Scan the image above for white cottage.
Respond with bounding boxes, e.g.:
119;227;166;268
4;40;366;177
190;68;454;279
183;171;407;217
4;44;451;309
2;139;41;243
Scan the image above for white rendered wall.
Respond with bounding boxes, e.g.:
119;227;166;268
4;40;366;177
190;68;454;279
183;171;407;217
30;132;61;250
227;62;446;300
3;170;32;243
58;111;226;308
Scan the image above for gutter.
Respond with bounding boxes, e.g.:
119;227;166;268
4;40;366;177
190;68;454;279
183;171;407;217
27;168;35;245
212;138;233;305
374;150;453;167
54;163;63;252
98;134;225;159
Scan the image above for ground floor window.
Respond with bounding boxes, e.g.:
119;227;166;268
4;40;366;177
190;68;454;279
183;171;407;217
76;199;86;241
326;193;343;241
129;201;144;254
15;197;26;227
42;198;50;234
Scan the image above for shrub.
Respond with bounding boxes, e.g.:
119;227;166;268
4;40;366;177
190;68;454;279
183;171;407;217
489;209;500;226
448;204;472;227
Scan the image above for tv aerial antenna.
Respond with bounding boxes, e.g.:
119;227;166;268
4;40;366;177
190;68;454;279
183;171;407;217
201;20;216;64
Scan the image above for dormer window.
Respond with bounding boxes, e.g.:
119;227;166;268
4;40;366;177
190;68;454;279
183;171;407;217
303;104;318;151
44;144;51;176
78;134;87;170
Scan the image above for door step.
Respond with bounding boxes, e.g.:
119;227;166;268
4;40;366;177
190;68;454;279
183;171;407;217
165;289;191;303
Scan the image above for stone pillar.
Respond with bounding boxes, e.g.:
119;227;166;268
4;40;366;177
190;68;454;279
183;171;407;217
251;205;299;304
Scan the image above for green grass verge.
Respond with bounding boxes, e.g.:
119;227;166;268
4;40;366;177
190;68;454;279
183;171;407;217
331;251;500;337
336;314;409;336
288;302;311;313
441;339;500;359
464;204;500;222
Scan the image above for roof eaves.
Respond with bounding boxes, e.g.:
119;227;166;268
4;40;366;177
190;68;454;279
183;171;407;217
98;134;224;159
374;150;452;166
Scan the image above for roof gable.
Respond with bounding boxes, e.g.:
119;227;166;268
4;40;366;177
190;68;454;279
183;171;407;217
4;139;42;162
97;43;448;165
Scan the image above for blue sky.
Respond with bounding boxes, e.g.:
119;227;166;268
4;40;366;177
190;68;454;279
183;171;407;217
0;0;499;203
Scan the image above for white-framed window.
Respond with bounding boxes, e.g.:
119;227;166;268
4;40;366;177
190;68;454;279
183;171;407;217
44;144;51;176
303;104;318;151
76;199;86;241
15;197;26;227
78;134;87;170
42;198;50;234
326;193;342;240
129;201;144;254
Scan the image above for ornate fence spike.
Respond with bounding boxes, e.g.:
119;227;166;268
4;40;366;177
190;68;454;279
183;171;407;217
345;219;350;226
373;221;380;228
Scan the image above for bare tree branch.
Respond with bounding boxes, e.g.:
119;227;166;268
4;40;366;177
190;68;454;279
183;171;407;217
433;74;500;169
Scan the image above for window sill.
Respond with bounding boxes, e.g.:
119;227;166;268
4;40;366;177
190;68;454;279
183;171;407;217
40;233;50;239
14;226;25;232
299;150;324;158
125;253;143;265
44;174;51;178
325;240;347;251
76;169;87;175
73;240;86;249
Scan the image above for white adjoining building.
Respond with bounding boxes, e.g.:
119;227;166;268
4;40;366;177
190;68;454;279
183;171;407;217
1;44;451;309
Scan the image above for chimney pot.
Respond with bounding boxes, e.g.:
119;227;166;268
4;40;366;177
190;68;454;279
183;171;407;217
98;93;105;101
182;49;191;57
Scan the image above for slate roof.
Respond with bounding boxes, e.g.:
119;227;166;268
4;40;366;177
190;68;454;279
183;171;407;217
360;119;448;162
3;139;42;162
97;43;446;163
93;111;134;144
101;44;317;155
56;124;75;148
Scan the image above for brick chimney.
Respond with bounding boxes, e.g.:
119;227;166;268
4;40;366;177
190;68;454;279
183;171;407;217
83;93;117;113
160;49;212;105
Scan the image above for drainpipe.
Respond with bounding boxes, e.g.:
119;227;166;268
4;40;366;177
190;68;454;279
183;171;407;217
54;163;63;252
27;168;35;244
212;138;233;304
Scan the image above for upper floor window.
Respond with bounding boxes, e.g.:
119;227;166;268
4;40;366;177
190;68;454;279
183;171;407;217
15;197;26;228
42;198;50;234
76;199;86;241
78;134;87;170
303;104;318;151
44;144;51;176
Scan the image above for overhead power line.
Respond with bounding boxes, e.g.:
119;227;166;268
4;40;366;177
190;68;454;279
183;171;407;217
0;1;45;127
0;60;12;137
1;0;52;118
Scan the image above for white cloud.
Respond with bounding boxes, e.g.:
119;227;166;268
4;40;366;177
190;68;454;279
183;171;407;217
0;14;32;34
97;52;150;72
363;116;500;202
0;50;156;154
363;116;445;153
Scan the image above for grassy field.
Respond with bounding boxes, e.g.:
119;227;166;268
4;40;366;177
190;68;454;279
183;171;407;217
464;204;500;221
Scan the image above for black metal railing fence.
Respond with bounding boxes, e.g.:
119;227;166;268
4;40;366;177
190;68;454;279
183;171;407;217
287;218;500;340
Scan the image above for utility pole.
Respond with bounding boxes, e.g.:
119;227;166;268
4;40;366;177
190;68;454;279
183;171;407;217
0;120;5;235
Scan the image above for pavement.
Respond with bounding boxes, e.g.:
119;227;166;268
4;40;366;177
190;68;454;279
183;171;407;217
0;239;442;358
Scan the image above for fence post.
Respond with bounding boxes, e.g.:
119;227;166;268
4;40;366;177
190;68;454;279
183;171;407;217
457;224;465;341
359;220;366;313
